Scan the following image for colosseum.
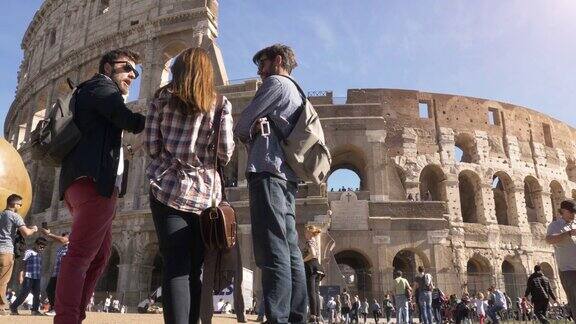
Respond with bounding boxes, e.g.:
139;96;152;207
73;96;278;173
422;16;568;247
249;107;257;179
3;0;572;307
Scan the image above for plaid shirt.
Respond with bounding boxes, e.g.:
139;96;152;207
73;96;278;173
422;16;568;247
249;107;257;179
23;249;43;279
52;244;68;277
144;94;234;214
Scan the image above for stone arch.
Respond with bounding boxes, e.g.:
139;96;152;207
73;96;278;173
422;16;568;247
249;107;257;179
458;170;485;223
95;247;120;294
549;180;565;220
392;248;431;284
492;171;518;226
329;145;368;191
454;133;479;163
467;254;493;296
419;164;447;201
159;41;188;87
334;249;372;299
539;262;558;298
501;257;527;302
524;176;545;224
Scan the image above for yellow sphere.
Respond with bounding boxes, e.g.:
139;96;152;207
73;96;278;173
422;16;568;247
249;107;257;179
0;138;33;217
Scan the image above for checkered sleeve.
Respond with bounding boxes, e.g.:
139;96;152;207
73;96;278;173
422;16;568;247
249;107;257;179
144;99;163;159
217;96;235;166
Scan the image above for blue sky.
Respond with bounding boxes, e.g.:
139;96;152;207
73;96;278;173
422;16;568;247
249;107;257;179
1;0;575;189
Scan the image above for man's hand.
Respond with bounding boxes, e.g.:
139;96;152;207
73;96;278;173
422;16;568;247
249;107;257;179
18;273;24;284
41;228;51;235
30;225;38;232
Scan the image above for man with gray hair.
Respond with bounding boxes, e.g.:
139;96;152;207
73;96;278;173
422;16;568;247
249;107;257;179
546;200;576;320
234;44;307;323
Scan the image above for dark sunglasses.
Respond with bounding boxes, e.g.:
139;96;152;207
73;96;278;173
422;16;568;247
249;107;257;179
112;61;140;79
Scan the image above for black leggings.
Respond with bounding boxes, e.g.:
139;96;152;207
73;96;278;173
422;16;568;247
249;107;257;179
305;260;320;317
150;192;205;324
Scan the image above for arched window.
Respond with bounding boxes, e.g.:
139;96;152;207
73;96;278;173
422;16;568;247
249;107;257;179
419;165;447;201
549;181;565;220
458;171;484;223
467;256;492;296
524;176;544;223
95;248;120;293
327;168;361;192
492;172;517;226
454;133;478;163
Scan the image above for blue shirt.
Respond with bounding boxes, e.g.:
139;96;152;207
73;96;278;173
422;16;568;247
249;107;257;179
23;249;42;279
52;244;68;277
0;210;25;254
234;75;303;182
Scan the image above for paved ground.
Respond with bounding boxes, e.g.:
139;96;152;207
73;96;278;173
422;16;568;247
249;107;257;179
0;311;257;323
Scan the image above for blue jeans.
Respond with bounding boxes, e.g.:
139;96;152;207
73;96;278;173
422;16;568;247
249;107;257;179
248;172;307;323
395;294;409;324
419;291;433;324
488;305;503;324
11;277;41;312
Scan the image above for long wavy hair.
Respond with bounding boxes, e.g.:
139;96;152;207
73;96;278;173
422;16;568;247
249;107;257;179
155;47;216;114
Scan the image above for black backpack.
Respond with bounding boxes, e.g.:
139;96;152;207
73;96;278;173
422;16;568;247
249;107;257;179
29;78;81;166
13;231;26;259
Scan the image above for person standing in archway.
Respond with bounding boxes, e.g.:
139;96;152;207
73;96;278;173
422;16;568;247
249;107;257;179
393;270;411;324
414;266;434;324
545;200;576;321
302;225;322;323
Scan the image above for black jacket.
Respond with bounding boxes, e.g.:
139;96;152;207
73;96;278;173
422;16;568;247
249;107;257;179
525;271;556;302
59;74;145;198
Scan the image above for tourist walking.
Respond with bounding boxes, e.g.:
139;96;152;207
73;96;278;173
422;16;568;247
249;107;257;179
42;230;69;316
0;194;37;315
327;296;337;324
234;43;307;323
431;286;445;324
341;289;352;323
383;294;394;323
487;286;508;324
394;270;412;324
350;295;360;323
360;298;369;323
145;47;234;324
10;237;48;315
55;48;145;324
371;299;381;324
525;264;557;324
473;292;488;324
546;200;576;320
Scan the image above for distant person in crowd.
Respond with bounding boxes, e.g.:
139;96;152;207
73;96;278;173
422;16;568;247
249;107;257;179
394;270;412;324
431;286;445;324
487;286;508;324
341;288;352;323
546;200;576;320
42;230;69;316
0;194;37;315
138;296;154;314
525;264;557;324
383;294;394;324
371;299;381;324
473;292;488;324
327;296;336;323
145;47;234;324
302;225;322;323
350;295;360;323
360;298;369;323
414;266;434;324
55;48;145;324
454;294;472;324
104;295;112;313
10;237;48;315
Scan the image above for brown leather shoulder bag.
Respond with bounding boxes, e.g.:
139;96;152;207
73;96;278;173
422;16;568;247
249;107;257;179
199;96;237;250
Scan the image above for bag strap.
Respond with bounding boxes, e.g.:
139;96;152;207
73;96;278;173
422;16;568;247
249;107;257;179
210;95;226;206
265;75;307;143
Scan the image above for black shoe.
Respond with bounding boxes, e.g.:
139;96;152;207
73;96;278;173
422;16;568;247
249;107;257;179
9;308;18;315
31;311;46;316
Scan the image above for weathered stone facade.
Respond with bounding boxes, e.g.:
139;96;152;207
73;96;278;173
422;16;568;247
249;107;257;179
4;0;573;306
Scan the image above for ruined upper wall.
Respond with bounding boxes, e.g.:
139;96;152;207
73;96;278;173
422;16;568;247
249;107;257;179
311;88;576;166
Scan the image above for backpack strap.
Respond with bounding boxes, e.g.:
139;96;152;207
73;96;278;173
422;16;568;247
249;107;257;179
265;75;307;143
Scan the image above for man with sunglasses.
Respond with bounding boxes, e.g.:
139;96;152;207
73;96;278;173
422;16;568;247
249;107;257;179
10;237;48;315
546;200;576;321
55;48;145;323
0;194;38;316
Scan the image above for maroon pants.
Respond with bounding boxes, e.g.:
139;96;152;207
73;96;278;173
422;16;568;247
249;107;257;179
54;178;117;324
